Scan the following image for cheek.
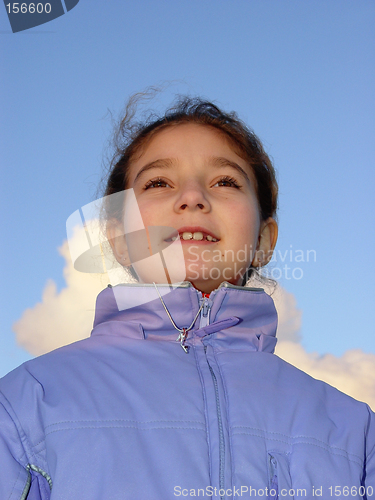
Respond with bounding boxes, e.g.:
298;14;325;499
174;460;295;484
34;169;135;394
134;197;175;237
226;202;260;238
134;197;161;226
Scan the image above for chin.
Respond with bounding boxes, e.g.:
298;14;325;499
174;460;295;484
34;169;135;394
186;277;229;295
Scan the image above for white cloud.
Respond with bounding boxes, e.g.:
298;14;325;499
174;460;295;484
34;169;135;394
13;233;375;410
13;239;109;356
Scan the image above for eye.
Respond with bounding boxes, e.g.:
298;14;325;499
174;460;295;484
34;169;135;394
213;176;241;188
144;177;171;189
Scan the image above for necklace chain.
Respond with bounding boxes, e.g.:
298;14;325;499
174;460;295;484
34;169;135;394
153;282;205;353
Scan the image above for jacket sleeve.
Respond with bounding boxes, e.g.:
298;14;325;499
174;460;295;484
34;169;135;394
0;392;39;500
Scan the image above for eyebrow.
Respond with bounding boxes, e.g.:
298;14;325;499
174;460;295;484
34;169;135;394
133;158;175;185
133;156;251;185
209;157;251;185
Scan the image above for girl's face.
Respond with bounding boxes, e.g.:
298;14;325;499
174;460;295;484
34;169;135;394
117;123;277;293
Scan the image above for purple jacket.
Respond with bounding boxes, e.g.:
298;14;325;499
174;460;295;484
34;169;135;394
0;282;374;499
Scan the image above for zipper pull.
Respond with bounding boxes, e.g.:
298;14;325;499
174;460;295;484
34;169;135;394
202;297;209;317
198;296;213;329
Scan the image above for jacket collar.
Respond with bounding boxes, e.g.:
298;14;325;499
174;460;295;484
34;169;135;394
92;281;278;353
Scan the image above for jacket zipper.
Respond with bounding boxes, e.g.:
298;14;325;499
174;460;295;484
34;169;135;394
205;346;225;498
200;296;225;499
268;454;278;500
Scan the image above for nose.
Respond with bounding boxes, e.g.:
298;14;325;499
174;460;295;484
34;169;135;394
174;181;211;213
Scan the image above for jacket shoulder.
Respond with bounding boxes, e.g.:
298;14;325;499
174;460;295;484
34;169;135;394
272;352;372;410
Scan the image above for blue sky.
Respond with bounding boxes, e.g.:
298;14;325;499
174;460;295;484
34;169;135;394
1;0;374;377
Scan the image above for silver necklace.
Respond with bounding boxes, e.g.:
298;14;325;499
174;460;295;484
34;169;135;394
153;282;204;353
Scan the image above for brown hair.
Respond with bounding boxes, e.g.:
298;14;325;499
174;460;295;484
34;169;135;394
101;94;278;285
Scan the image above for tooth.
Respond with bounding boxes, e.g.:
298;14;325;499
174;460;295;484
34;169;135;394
212;238;218;242
182;232;193;240
193;232;204;240
206;234;213;241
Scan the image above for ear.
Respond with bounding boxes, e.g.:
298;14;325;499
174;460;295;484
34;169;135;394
252;217;278;267
106;219;131;266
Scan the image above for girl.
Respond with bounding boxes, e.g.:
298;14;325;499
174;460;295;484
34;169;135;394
0;97;374;499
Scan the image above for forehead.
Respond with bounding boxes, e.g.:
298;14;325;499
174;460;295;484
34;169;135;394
128;123;253;182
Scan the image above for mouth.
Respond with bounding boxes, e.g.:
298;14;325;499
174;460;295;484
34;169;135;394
165;226;220;243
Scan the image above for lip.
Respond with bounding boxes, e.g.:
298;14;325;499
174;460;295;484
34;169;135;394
165;226;220;243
